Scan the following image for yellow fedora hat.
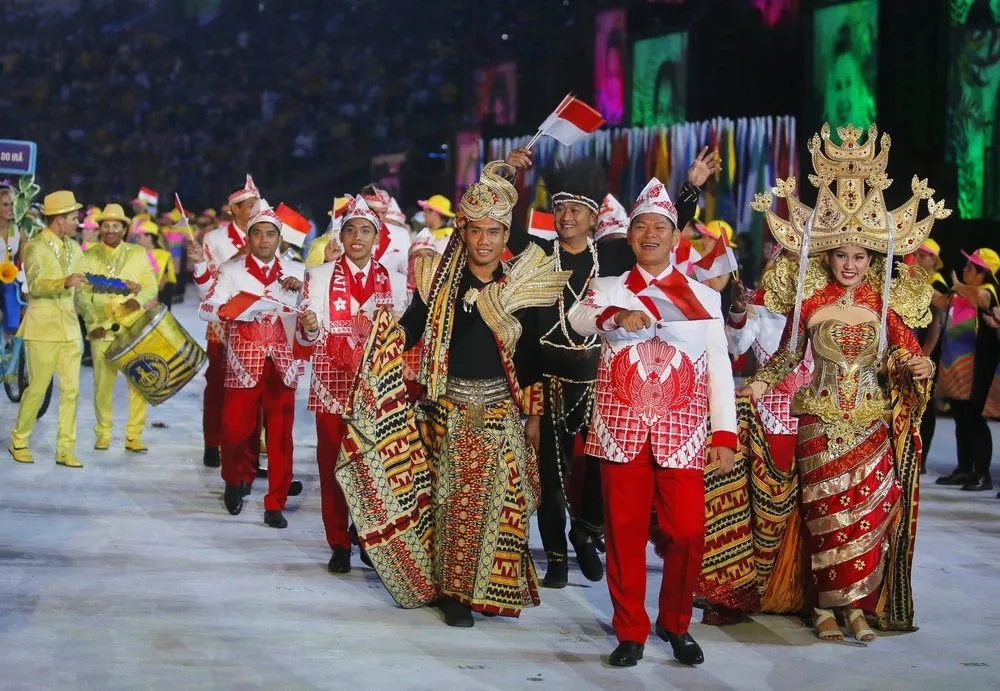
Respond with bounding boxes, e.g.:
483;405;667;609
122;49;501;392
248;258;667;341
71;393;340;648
42;190;83;216
95;203;131;225
418;194;456;218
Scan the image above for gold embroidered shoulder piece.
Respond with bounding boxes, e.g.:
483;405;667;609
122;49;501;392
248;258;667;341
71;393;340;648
760;255;828;315
413;254;442;304
888;263;933;329
476;243;572;352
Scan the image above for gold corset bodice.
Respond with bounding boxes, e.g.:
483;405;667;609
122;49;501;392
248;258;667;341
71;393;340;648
793;320;888;439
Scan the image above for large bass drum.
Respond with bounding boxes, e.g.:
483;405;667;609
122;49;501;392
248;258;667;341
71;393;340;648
104;305;207;405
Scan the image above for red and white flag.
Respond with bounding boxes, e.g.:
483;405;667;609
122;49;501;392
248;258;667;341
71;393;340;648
536;95;606;147
135;186;158;207
527;209;556;240
692;233;739;281
275;203;311;249
671;236;702;276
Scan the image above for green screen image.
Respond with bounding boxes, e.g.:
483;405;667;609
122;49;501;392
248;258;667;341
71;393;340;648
947;29;1000;219
813;0;878;138
632;32;688;127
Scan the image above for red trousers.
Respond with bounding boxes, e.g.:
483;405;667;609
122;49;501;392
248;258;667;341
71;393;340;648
222;360;295;511
203;340;226;448
315;412;351;550
601;440;706;643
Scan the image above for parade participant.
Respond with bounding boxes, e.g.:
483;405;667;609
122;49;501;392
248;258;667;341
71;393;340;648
9;191;86;467
78;204;159;452
696;262;814;627
744;123;944;641
394;161;570;627
189;174;260;468
911;238;949;471
359;184;411;279
305;197;348;268
129;186;157;238
697;219;737;292
400;231;437;402
297;195;398;573
416;194;456;254
593;193;628;243
567;177;738;668
0;185;26;339
501;148;719;589
936;247;999;491
199;200;307;528
132;220;176;309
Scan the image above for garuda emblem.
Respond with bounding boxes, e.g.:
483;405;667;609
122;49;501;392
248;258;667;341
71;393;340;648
610;337;695;424
328;313;373;370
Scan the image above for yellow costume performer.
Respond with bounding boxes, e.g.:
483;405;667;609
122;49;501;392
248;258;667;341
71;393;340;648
79;204;159;451
9;191;86;466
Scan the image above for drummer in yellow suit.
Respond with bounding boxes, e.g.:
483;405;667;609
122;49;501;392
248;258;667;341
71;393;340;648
78;204;159;452
9;191;86;467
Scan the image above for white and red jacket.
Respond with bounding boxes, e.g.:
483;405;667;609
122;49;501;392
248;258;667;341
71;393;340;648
193;222;249;343
567;264;738;470
375;221;411;281
199;254;305;389
296;255;395;414
727;290;813;437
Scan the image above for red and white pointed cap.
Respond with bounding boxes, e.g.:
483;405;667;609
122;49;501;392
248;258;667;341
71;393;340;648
341;195;380;231
386;197;407;226
246;198;281;232
228;174;261;205
360;186;391;213
629;178;678;227
595;193;629;241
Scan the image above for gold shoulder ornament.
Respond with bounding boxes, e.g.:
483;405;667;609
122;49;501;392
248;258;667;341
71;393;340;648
412;253;442;304
886;262;933;329
759;255;828;315
475;243;572;352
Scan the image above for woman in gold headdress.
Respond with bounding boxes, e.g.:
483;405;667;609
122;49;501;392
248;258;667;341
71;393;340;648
740;124;949;642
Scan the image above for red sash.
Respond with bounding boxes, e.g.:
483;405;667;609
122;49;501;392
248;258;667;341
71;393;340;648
625;267;663;320
650;269;712;320
327;257;354;329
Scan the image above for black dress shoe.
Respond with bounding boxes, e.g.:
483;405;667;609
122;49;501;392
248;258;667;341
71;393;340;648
594;534;606;553
288;480;303;497
571;530;605;582
960;475;994;491
328;547;351;574
441;597;474;628
936;470;970;486
241;481;252;497
203;446;221;468
264;510;288;529
656;623;704;665
223;484;243;516
608;641;644;667
256;466;268;479
542;560;569;589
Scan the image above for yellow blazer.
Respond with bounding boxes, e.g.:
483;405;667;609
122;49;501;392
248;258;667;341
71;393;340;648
78;241;159;341
17;228;84;342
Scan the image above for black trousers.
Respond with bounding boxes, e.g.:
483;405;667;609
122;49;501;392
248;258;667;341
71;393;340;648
537;377;603;564
920;388;937;468
952;397;992;478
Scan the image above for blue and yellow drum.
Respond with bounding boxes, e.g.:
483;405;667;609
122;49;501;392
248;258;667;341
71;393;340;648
105;305;207;405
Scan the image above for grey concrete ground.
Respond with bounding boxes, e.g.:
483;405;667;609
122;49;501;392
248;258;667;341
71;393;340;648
1;295;998;691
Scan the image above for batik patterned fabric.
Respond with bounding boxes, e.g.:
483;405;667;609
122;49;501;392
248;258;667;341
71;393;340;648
419;395;541;616
337;308;436;608
983;360;1000;419
697;397;807;616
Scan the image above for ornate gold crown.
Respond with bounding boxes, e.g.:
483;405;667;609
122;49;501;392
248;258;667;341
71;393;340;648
457;160;518;230
751;123;952;255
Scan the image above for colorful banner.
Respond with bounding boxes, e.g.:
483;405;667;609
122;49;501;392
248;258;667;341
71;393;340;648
595;9;627;125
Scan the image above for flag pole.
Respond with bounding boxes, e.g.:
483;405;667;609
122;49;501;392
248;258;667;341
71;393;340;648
174;193;196;241
524;92;574;151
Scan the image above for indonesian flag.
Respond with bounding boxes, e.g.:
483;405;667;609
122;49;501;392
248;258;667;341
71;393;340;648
671;236;702;276
135;186;158;206
692;233;739;281
527;209;556;240
218;291;299;322
536;95;606;147
275;203;310;248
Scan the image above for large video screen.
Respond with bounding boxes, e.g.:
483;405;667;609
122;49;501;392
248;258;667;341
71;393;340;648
631;32;688;127
947;28;1000;219
752;0;799;26
812;0;878;136
454;130;481;205
595;9;627;125
951;1;1000;26
475;62;518;126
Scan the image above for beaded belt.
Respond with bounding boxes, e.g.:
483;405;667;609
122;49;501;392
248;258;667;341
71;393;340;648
446;376;511;428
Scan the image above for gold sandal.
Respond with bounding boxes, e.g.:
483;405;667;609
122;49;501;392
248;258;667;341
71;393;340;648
845;608;876;642
814;608;844;642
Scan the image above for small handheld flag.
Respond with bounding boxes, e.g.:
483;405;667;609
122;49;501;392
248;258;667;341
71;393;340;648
526;94;606;150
